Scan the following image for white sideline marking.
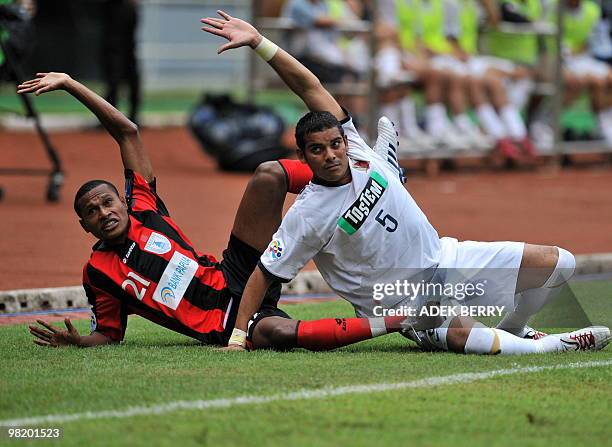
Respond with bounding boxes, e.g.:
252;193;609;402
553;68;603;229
2;359;611;427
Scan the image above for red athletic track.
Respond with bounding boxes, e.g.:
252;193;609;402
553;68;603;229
1;127;612;293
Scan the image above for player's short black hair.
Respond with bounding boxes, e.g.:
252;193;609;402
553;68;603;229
74;180;120;217
295;111;344;150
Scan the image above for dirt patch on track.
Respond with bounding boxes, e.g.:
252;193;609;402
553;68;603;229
1;127;611;291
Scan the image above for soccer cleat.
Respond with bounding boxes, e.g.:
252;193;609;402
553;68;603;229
401;327;444;352
529;121;554;153
495;137;523;162
554;326;611;351
516;137;538;160
399;127;438;154
432;124;472;151
373;116;406;183
462;126;495;151
518;326;548;340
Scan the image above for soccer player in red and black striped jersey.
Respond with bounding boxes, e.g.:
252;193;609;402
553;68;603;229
20;72;406;350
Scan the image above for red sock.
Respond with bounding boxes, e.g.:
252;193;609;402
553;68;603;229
296;316;405;351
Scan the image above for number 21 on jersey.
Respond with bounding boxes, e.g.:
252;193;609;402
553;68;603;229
121;271;150;300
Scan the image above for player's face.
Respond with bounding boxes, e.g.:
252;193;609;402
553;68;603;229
78;185;129;245
299;127;351;185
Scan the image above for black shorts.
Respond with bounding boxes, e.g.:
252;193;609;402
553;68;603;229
245;304;292;347
218;233;288;343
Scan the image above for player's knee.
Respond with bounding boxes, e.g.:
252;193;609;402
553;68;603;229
268;323;296;350
255;318;296;350
252;161;287;193
543;247;576;288
425;67;440;83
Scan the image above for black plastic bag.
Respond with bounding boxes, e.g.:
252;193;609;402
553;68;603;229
189;94;292;172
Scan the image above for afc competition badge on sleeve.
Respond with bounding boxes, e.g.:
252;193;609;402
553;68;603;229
266;239;285;262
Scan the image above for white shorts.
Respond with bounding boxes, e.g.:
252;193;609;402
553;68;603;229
468;56;516;77
396;237;523;309
433;236;524;311
430;55;469;76
565;54;611;79
376;46;412;87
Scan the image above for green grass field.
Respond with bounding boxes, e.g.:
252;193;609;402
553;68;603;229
0;280;610;447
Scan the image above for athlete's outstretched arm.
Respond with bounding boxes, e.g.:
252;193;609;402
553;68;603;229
17;73;153;182
201;10;345;120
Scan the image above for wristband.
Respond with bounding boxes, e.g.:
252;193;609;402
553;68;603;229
228;328;247;347
254;36;278;62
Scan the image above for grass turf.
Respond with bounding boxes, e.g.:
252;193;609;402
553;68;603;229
0;280;610;447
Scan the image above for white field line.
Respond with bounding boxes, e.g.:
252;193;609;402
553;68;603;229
2;359;611;427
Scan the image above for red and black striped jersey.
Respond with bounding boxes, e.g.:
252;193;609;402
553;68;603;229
83;170;233;344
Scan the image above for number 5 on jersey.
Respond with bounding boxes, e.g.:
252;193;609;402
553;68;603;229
375;209;398;232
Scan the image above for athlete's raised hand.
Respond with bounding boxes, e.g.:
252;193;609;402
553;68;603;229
201;10;262;54
17;72;72;96
28;318;82;347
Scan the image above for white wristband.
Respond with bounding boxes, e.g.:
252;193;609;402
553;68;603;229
254;36;278;62
228;328;247;347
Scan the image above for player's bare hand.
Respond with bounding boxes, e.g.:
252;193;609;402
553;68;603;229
28;318;82;347
201;10;262;54
219;344;247;352
17;72;72;96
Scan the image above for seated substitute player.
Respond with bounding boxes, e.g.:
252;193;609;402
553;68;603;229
200;11;611;354
21;72;407;350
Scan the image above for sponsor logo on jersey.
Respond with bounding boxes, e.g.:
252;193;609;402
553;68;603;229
122;242;136;264
153;251;198;310
338;171;388;235
267;239;284;262
144;232;172;255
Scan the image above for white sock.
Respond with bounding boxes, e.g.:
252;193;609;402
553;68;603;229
425;103;450;135
477;104;506;139
399;97;420;135
597;108;612;145
508;78;534;109
454;114;478;133
500;104;527;140
464;324;564;355
496;289;559;334
380;102;401;132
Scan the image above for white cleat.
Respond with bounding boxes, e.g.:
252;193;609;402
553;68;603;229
373;116;406;183
462;126;495;151
518;325;548;340
399;127;438;155
431;125;472;151
553;326;611;351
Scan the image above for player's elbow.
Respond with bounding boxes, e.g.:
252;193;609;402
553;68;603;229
121;121;140;138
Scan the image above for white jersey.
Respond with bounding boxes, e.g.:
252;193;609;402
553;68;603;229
260;117;441;317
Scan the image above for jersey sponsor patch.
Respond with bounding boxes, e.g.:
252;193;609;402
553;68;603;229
266;239;285;262
144;232;172;255
338;171;388;235
152;251;198;310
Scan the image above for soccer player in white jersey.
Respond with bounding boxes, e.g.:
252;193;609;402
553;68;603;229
202;11;610;355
